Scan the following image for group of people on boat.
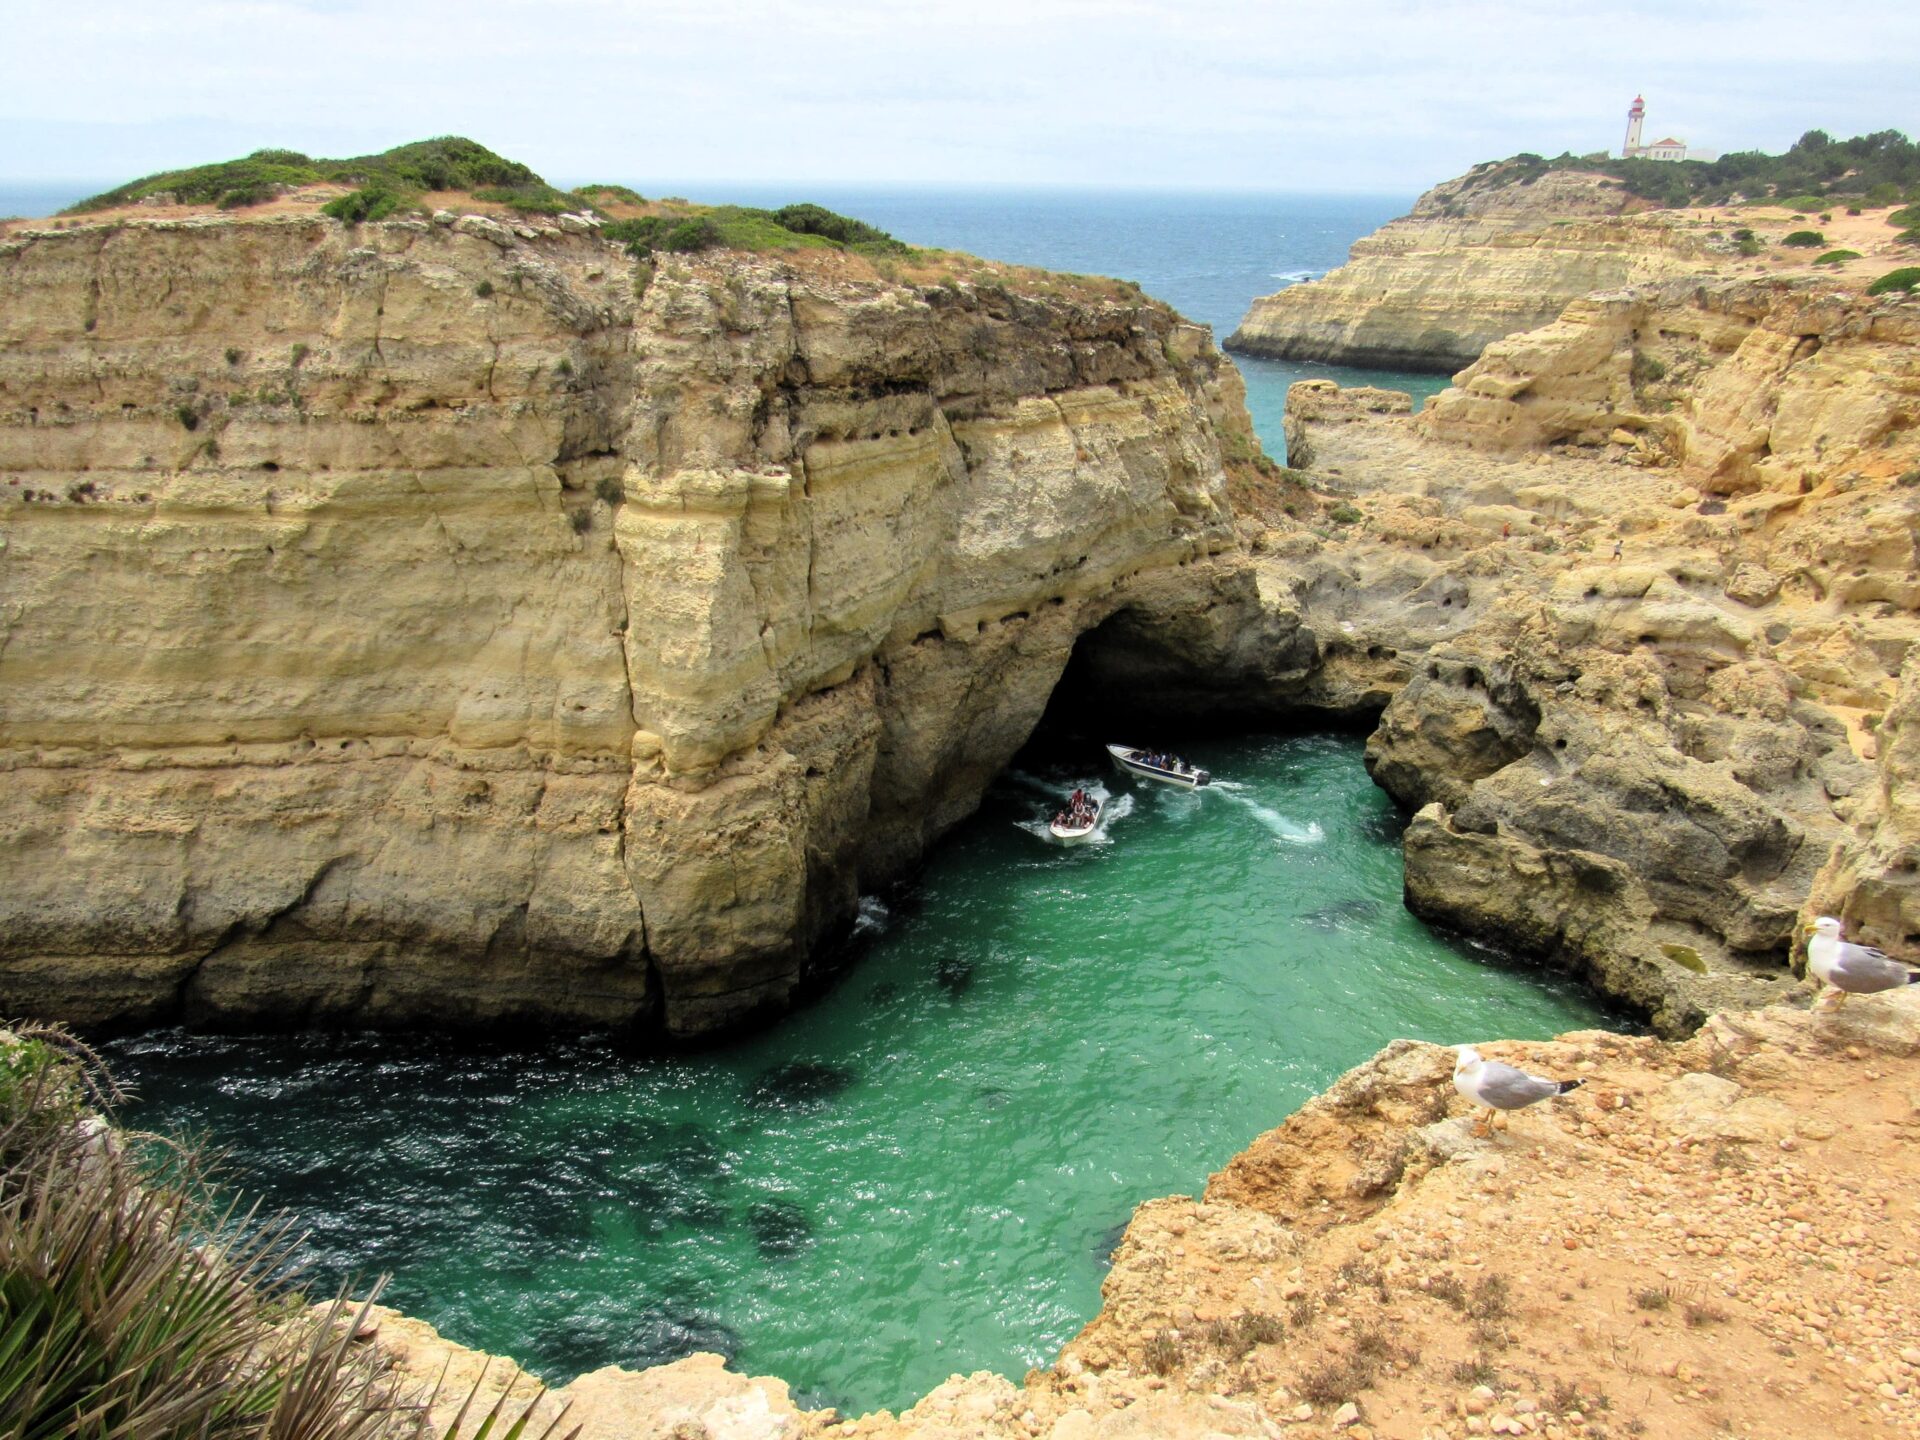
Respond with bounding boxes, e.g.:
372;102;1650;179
1053;787;1097;831
1136;750;1191;775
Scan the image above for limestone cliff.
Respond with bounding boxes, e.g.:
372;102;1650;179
0;211;1250;1035
1262;274;1920;1033
1225;169;1710;373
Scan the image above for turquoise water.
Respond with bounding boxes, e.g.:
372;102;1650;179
106;734;1608;1414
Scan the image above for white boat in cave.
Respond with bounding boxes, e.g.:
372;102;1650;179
1048;796;1102;844
1106;744;1211;790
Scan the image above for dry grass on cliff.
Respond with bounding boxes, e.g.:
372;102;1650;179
1658;199;1920;288
0;1027;574;1440
1041;1006;1920;1440
1214;421;1323;537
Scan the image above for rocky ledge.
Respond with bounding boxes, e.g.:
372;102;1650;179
365;989;1920;1439
1256;270;1920;1035
0;211;1272;1037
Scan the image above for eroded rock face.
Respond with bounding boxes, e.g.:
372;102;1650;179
1225;169;1708;372
1424;279;1920;484
1270;276;1920;1033
0;214;1246;1035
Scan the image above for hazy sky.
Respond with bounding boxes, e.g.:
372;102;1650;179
4;0;1917;193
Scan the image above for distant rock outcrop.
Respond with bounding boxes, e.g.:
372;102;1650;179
1225;168;1709;372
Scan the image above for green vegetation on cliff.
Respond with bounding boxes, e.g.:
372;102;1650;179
1462;128;1920;209
602;202;908;259
66;136;576;216
63;137;911;260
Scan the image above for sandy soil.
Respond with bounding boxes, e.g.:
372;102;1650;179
1033;994;1920;1440
1654;201;1918;288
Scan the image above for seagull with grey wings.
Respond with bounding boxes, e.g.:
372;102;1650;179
1453;1046;1583;1137
1806;916;1919;1008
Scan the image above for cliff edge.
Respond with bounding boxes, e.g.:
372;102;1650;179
1224;164;1918;375
359;990;1920;1439
1225;170;1709;373
0;206;1260;1037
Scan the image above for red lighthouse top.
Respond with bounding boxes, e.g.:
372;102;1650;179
1630;96;1645;110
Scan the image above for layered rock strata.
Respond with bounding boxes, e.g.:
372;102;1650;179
1226;169;1710;372
0;214;1252;1035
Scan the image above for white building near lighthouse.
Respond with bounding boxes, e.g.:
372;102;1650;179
1621;96;1689;162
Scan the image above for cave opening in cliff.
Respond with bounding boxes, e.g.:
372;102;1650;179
1019;607;1231;767
1015;605;1369;771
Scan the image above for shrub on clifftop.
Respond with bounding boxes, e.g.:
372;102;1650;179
322;183;405;224
1466;128;1920;209
1781;230;1825;247
66;136;575;218
1867;267;1920;295
603;203;907;260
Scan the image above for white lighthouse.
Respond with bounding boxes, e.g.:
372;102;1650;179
1621;95;1690;161
1623;95;1646;157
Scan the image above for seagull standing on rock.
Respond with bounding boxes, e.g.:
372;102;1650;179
1806;916;1919;1008
1453;1046;1584;1138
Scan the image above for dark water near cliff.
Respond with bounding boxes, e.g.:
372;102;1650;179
2;182;1451;456
107;735;1607;1414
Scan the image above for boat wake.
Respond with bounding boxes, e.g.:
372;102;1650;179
1217;789;1323;845
1016;785;1132;847
1268;269;1318;286
853;896;891;935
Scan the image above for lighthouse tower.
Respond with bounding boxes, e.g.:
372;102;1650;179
1623;95;1646;157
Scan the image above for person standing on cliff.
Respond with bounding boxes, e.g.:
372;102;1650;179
1612;538;1623;562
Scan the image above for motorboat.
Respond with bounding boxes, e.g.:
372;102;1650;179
1049;796;1102;844
1107;743;1210;789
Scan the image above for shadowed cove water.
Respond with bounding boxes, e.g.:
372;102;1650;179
109;734;1609;1414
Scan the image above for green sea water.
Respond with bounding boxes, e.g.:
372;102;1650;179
105;733;1610;1414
